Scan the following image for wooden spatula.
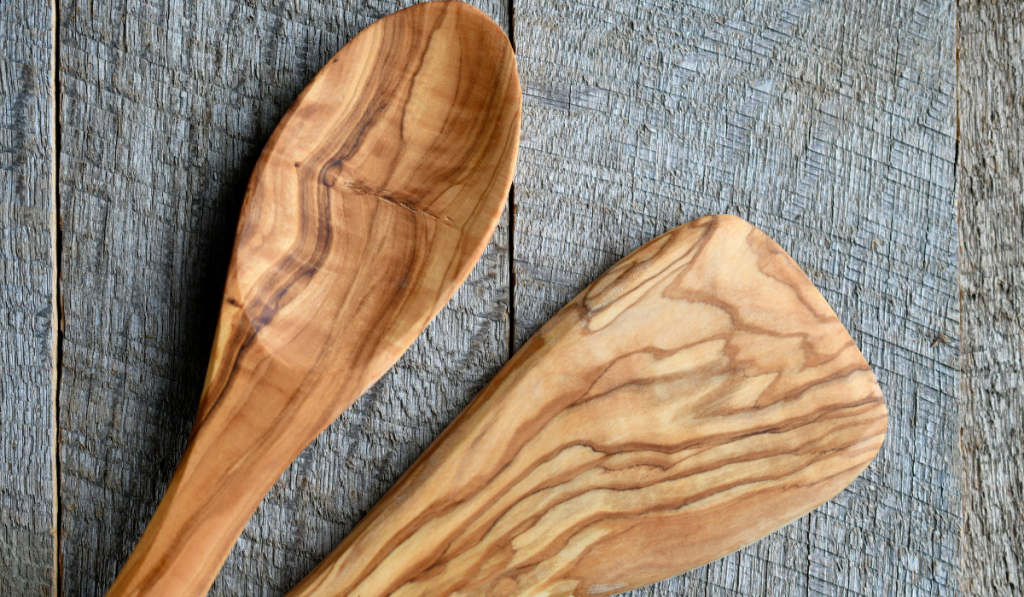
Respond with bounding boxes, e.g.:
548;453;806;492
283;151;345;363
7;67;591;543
105;3;520;596
287;214;888;597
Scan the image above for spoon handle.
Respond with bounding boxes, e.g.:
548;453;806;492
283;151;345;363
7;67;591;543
104;342;367;597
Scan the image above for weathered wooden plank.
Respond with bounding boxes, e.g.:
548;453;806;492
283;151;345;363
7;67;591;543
57;1;509;595
958;2;1024;594
512;0;960;595
0;0;56;594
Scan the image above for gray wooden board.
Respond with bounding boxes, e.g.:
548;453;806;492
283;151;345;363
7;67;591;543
56;1;509;595
511;0;960;595
0;0;56;594
958;1;1024;594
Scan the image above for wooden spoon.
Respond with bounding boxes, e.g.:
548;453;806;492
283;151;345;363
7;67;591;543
105;3;520;596
287;214;888;597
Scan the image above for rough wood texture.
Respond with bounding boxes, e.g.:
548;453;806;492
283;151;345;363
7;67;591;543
512;1;960;595
104;4;519;596
289;215;887;597
0;0;56;594
58;1;511;595
958;1;1024;594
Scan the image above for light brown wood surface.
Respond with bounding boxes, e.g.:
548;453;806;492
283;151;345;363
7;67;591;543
287;214;887;597
104;3;520;596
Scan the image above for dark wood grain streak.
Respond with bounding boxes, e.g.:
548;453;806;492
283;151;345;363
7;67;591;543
288;215;886;597
103;4;520;596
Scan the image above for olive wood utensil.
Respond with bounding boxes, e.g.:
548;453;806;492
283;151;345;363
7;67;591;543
105;3;520;595
287;214;888;597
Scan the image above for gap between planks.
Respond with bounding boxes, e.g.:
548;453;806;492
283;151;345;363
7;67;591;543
507;0;516;362
50;0;63;592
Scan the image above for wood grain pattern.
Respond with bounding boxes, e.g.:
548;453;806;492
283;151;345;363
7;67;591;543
958;1;1024;594
288;214;886;597
104;3;520;596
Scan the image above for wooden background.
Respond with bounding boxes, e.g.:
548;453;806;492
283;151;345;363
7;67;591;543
0;0;1018;595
